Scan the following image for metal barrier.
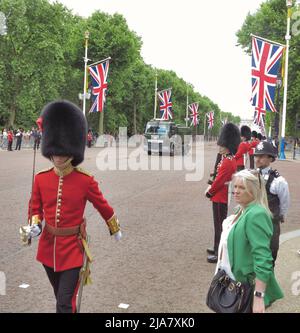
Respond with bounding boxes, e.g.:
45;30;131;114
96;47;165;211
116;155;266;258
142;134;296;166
0;137;37;150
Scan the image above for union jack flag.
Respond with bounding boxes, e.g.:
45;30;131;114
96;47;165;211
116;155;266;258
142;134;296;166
207;111;214;129
251;36;284;120
253;108;266;127
253;110;266;136
189;103;199;127
158;89;173;120
89;60;110;113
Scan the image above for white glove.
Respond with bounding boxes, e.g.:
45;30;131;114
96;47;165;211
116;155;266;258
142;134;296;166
114;230;122;241
19;224;42;244
205;185;211;195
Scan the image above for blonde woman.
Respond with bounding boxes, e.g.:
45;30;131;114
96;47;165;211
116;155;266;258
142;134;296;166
215;169;283;313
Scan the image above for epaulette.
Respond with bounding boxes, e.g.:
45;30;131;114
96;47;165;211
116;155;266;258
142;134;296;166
36;167;54;175
74;167;92;177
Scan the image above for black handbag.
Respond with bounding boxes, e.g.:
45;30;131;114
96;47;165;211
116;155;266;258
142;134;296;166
206;269;254;313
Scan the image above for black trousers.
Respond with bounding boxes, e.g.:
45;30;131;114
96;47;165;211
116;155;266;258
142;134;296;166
7;141;13;151
249;155;255;169
15;139;22;150
43;265;81;313
212;202;228;253
34;139;40;150
270;220;281;265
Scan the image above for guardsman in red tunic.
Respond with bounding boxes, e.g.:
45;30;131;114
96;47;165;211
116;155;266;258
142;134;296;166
20;100;121;313
205;123;240;263
234;125;251;171
248;130;260;169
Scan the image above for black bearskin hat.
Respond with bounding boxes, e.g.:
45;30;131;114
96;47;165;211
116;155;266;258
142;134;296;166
40;100;87;166
251;130;258;139
257;133;263;141
240;125;251;141
217;123;241;155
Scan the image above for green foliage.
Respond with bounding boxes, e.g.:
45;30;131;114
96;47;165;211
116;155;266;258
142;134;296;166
236;0;300;136
0;0;236;135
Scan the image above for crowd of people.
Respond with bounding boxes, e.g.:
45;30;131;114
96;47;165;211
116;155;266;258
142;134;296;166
0;127;42;151
205;124;290;313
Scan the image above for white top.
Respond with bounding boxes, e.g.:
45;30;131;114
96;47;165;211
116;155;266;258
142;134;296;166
215;214;240;280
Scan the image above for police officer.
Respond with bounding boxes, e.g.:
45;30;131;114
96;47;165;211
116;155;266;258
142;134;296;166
20;100;122;313
205;123;240;263
234;125;251;171
254;141;290;264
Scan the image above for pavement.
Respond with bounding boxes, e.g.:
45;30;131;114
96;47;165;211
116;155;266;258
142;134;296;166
268;234;300;313
0;142;299;313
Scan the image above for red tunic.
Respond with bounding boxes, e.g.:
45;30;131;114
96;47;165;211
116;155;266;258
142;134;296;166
207;155;237;204
248;138;259;156
234;141;251;167
7;132;13;142
29;167;114;272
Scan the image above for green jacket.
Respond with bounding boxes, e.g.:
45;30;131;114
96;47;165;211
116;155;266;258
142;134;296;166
227;202;284;306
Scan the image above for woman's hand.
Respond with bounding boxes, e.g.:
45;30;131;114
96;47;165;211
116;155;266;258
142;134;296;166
252;296;265;313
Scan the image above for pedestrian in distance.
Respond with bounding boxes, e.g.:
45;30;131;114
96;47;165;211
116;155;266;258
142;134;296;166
15;128;23;150
87;129;93;148
32;128;41;150
7;130;13;151
1;128;8;149
248;131;259;169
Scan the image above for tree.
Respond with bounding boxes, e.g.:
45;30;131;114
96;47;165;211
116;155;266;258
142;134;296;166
236;0;300;136
0;0;84;128
0;0;237;136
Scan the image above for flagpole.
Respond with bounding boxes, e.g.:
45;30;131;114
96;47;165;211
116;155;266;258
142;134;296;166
82;31;90;116
89;57;111;67
279;0;293;160
185;85;189;127
204;113;206;139
154;71;158;119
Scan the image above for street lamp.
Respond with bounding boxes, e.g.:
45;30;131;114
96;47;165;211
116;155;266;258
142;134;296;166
274;74;282;138
279;0;293;159
82;31;90;116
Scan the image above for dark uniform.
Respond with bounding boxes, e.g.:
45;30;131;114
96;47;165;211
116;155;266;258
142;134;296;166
254;141;290;264
205;123;240;263
20;100;121;313
15;129;23;150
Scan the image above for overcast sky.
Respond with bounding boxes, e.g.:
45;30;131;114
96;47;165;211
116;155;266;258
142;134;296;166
53;0;265;119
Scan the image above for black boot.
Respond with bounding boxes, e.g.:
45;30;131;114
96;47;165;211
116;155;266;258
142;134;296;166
207;255;218;263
